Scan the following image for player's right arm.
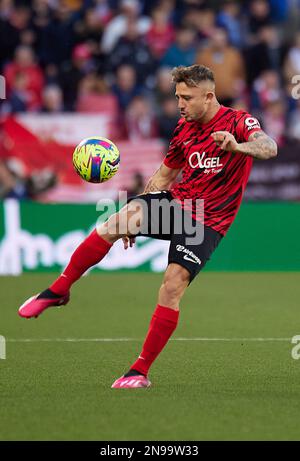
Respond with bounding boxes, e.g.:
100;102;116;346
143;163;181;193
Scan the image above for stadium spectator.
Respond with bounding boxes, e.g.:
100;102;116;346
0;158;27;199
153;67;174;110
30;0;54;65
5;71;29;113
157;95;178;146
19;28;36;49
101;0;151;54
59;43;96;111
0;4;31;70
157;0;176;18
0;0;13;20
73;7;105;60
75;72;115;112
182;7;215;42
108;18;155;87
4;45;44;111
245;25;284;84
247;0;272;37
283;32;300;82
127;171;145;197
111;64;142;111
146;7;175;61
196;27;245;106
41;84;64;113
262;99;286;146
37;3;75;66
124;95;157;141
216;1;244;48
93;0;113;25
161;26;197;68
0;158;56;199
251;69;283;112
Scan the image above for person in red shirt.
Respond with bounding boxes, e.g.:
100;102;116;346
18;65;277;388
146;8;175;60
4;45;44;111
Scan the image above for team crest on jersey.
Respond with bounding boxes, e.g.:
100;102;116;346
188;151;223;174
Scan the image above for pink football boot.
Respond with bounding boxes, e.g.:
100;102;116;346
111;375;151;389
18;292;70;318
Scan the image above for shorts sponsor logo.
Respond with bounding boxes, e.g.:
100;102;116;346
176;245;201;265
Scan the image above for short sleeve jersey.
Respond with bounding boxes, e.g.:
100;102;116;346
163;105;262;235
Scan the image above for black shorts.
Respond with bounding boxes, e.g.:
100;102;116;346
127;191;222;282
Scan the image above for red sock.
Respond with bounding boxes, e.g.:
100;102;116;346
130;304;179;376
50;230;112;295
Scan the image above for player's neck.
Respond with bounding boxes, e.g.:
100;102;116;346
199;102;221;125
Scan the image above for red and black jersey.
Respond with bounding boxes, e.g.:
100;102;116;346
163;105;262;235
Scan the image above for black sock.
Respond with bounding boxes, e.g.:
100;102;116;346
124;369;145;378
37;289;62;299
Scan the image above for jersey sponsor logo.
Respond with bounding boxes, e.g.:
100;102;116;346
188;151;223;171
176;245;201;265
183;139;192;146
245;117;260;131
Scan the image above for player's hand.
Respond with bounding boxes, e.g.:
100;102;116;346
122;236;136;250
211;131;239;152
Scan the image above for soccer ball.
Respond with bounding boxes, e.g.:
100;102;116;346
72;137;120;183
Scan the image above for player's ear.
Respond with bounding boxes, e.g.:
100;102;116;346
206;91;214;102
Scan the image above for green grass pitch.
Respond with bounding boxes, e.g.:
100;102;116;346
1;272;300;441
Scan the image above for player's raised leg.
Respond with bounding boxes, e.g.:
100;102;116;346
111;263;190;388
18;201;143;318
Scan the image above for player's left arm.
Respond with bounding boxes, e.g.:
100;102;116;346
211;130;278;160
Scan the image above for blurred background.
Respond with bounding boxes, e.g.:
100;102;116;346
0;0;299;274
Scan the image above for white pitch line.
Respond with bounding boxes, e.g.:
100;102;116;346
6;337;292;343
7;338;135;343
173;337;291;342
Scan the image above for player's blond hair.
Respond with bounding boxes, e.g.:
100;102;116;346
171;65;215;87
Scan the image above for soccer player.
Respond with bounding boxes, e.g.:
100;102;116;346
18;65;277;388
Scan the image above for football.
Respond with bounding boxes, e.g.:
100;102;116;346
72;137;120;183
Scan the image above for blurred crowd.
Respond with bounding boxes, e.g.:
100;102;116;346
1;0;300;149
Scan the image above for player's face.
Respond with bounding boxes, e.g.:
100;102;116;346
175;82;213;122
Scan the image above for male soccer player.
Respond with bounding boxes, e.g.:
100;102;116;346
18;65;277;388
